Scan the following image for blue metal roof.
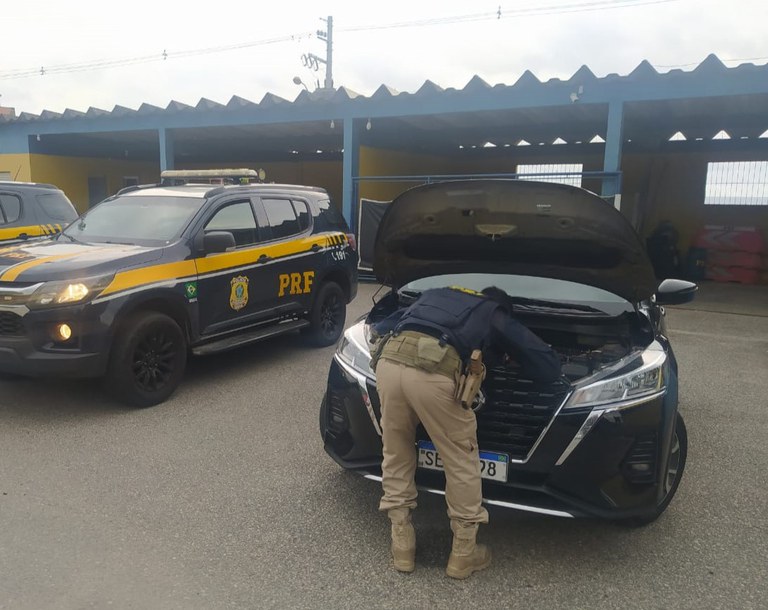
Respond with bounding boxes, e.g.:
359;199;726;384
1;54;766;130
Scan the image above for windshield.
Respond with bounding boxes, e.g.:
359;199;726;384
62;195;204;245
402;273;632;315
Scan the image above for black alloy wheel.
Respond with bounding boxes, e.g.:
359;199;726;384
106;312;187;408
132;327;179;393
306;282;346;347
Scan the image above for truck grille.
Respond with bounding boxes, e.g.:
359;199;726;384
474;366;570;461
0;311;24;336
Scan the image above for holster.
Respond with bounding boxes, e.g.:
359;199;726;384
455;349;486;409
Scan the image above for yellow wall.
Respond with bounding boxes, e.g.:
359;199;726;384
184;160;343;209
27;154;158;213
0;154;32;182
358;146;456;202
6;148;766;263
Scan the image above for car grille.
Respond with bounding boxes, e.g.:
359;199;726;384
474;366;570;461
0;311;24;336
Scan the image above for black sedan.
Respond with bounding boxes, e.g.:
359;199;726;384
320;179;696;524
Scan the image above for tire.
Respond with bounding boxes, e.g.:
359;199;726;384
105;312;187;408
305;282;346;347
619;412;688;527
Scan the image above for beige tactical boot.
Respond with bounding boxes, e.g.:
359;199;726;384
446;521;491;580
388;508;416;573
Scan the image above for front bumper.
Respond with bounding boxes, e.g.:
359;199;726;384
321;355;679;520
0;304;111;378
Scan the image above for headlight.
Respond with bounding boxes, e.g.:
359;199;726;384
564;349;666;409
337;322;374;378
27;274;114;309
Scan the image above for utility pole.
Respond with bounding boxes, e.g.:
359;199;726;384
300;15;333;90
318;16;333;89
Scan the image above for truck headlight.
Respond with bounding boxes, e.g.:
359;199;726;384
337;322;374;378
564;349;666;409
28;274;114;309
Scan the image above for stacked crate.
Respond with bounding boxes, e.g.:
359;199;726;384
693;226;766;284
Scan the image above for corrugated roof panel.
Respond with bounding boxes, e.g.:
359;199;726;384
628;60;659;81
166;100;193;111
693;53;728;75
111;105;136;116
227;95;256;108
196;98;224;110
462;75;492;92
568;65;597;83
2;55;767;125
371;85;399;98
138;103;163;114
415;80;444;96
334;86;360;100
260;93;289;107
514;70;541;88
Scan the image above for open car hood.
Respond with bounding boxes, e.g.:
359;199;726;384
373;180;658;303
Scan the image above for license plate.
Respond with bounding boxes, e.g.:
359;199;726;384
417;440;509;483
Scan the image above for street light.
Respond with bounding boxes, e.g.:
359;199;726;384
292;76;310;92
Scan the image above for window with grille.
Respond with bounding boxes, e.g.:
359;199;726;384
704;161;768;206
516;163;583;187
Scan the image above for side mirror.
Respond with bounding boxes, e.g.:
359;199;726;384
202;231;235;254
654;278;698;305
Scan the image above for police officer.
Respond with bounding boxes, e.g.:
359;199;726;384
370;286;561;579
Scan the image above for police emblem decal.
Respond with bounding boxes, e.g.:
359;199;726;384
229;276;249;311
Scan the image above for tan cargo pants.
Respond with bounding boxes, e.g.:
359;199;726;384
376;358;489;525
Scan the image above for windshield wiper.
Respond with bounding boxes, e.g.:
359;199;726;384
58;232;79;243
102;240;136;246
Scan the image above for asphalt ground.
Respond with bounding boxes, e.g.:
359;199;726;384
1;282;767;609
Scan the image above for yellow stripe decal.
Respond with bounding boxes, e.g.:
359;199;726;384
100;261;198;296
0;252;84;281
88;231;347;298
0;225;47;241
194;235;325;275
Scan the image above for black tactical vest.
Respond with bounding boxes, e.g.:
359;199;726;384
394;287;501;359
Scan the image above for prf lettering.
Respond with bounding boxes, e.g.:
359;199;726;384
278;271;315;297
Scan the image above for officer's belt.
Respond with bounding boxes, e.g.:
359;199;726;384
380;331;462;379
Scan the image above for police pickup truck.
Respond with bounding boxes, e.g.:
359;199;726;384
0;170;358;407
0;181;78;245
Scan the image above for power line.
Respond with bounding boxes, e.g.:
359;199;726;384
655;55;768;68
0;0;708;82
0;33;313;80
339;0;683;32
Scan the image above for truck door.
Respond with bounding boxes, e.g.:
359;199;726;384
194;197;273;336
254;196;317;316
0;191;41;245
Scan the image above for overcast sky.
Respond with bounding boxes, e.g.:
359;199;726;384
1;0;766;115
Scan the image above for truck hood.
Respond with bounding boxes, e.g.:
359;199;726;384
0;240;164;283
373;180;658;303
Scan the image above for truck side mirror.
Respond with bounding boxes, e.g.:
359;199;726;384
202;231;235;254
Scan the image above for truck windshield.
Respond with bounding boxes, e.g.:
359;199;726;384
61;195;204;245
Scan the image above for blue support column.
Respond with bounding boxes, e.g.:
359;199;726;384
602;101;624;208
159;128;175;172
342;118;360;228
